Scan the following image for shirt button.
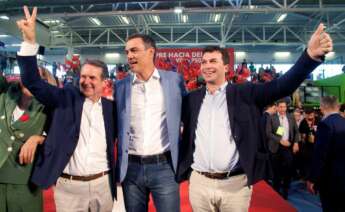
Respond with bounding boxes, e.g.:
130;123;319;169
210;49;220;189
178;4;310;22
7;147;12;152
19;133;24;138
10;136;15;141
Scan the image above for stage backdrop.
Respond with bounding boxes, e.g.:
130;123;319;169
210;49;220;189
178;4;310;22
155;48;234;90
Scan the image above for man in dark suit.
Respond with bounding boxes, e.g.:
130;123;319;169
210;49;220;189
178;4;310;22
16;7;116;211
307;96;345;212
266;100;300;199
177;23;332;211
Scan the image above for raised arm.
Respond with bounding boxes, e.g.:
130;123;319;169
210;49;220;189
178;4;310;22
252;23;333;107
16;6;65;107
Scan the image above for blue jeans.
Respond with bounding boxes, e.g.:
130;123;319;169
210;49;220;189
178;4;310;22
122;160;180;212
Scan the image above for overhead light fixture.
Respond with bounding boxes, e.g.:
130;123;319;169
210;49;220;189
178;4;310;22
277;13;287;23
121;16;130;24
214;14;221;22
105;53;120;58
89;17;102;26
174;6;183;14
43;19;61;24
0;15;9;20
0;34;9;38
181;15;188;23
51;30;60;34
10;43;21;47
152;15;160;23
274;51;290;58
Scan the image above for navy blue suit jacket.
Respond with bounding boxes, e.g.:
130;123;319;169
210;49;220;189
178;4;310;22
177;51;321;185
310;113;345;192
17;56;117;195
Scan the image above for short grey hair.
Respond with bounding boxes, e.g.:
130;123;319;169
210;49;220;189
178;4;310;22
320;96;339;109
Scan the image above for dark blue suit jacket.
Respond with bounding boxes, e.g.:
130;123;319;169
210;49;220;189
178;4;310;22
17;56;117;196
177;51;321;185
310;113;345;192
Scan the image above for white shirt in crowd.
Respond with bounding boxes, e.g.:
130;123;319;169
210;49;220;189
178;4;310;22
279;114;290;141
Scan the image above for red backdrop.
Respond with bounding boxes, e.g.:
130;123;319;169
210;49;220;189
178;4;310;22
154;48;234;90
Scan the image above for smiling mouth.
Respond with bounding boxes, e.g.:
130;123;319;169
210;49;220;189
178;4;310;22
129;61;138;65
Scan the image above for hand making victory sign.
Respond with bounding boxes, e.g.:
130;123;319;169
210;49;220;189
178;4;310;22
16;6;37;44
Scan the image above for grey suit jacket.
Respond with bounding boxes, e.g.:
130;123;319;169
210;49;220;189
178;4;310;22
266;113;299;153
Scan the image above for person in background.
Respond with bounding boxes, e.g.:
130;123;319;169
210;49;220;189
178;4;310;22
299;108;319;180
307;96;345;212
339;103;345;118
266;99;300;199
0;67;56;212
293;108;303;128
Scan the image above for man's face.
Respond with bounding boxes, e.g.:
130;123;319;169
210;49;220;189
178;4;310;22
200;51;228;85
277;102;287;115
125;38;155;74
293;111;301;122
79;64;105;100
306;112;315;121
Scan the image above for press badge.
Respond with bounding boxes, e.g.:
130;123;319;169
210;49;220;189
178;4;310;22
276;126;284;136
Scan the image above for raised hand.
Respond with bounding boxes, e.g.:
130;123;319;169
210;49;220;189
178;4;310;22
16;6;37;44
307;23;333;61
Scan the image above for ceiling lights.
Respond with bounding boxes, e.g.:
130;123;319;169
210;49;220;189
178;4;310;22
121;16;130;24
277;13;287;23
89;17;102;26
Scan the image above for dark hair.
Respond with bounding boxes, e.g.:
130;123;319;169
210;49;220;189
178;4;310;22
276;99;287;106
304;107;315;114
82;59;109;79
264;102;275;110
127;34;157;59
340;103;345;112
202;46;229;65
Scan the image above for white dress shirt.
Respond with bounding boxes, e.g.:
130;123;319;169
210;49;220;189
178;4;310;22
129;69;170;156
279;114;290;141
192;82;239;173
18;42;109;176
63;98;109;176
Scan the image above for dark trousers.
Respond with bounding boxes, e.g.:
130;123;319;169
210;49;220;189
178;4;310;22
122;159;180;212
319;185;345;212
271;147;293;199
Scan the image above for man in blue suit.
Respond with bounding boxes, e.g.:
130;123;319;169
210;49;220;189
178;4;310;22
115;34;186;211
16;7;116;212
307;96;345;212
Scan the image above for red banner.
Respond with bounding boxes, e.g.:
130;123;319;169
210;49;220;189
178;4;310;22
155;48;234;90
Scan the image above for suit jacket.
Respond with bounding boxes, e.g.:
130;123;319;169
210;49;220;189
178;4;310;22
115;70;186;182
17;56;117;196
266;113;299;154
309;113;345;192
177;50;321;185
